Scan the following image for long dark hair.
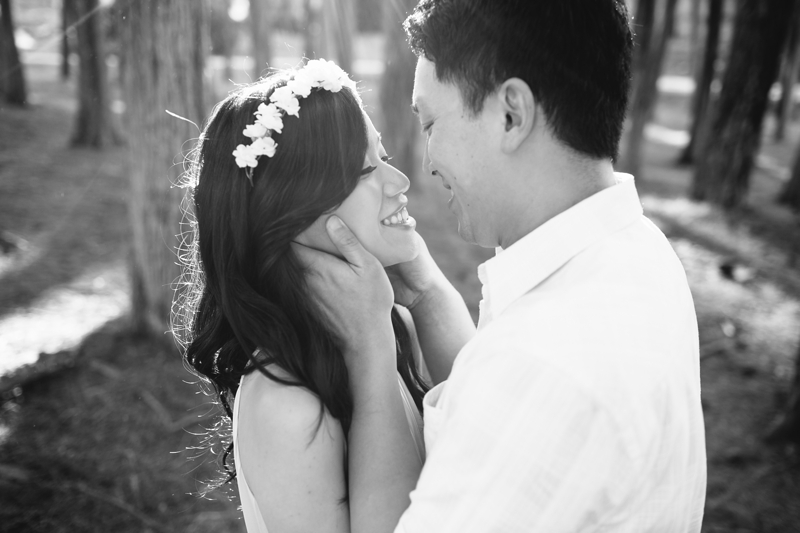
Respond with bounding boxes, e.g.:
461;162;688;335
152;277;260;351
173;72;429;484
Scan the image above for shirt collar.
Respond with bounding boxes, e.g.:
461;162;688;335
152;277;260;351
477;173;643;324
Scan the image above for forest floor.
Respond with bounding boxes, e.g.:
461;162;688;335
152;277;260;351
1;52;800;533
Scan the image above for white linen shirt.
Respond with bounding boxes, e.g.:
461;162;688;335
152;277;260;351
395;174;707;533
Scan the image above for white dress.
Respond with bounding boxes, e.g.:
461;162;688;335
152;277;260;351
232;370;426;533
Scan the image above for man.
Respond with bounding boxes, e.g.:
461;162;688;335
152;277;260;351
297;1;707;531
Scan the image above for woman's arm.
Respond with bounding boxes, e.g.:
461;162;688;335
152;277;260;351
237;375;350;533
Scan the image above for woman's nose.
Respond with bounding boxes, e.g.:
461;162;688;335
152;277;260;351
383;164;410;197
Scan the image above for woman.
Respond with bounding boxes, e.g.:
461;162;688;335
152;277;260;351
174;60;429;532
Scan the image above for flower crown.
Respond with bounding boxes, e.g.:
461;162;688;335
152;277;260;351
232;59;359;185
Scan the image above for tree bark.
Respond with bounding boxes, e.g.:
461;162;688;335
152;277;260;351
632;0;657;74
779;139;800;211
378;0;417;178
322;0;355;74
774;5;800;142
119;0;208;337
688;0;703;76
766;336;800;445
620;0;679;177
61;0;73;80
71;0;118;147
679;0;724;165
250;0;273;79
692;0;796;209
0;0;27;106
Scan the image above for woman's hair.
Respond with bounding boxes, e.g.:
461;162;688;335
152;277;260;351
173;72;429;486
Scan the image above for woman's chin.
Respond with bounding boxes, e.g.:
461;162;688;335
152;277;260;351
374;236;421;267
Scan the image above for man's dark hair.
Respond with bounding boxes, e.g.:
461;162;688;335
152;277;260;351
404;0;633;159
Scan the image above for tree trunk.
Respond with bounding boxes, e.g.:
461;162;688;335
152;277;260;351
250;0;272;79
620;0;679;177
71;0;118;147
119;0;208;337
766;336;800;444
61;0;73;80
688;0;703;76
779;139;800;210
378;0;417;178
0;0;27;106
774;5;800;142
679;0;724;165
322;0;355;73
303;0;325;59
692;0;796;209
632;0;657;75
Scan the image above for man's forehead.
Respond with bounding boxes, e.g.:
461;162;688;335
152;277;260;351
411;58;438;116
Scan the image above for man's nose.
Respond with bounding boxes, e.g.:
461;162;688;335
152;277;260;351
422;146;435;176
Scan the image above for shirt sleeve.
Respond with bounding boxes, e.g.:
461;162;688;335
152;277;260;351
395;352;638;533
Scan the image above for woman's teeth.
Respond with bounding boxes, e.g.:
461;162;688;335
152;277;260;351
381;207;409;226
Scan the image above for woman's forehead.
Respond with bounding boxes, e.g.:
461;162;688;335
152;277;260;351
362;111;382;149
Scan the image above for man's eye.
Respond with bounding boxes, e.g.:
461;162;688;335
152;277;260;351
381;155;392;163
421;123;432;135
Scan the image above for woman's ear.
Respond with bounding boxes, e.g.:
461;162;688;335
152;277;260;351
497;78;536;154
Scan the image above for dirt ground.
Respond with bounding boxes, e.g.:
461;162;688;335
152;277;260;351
2;45;800;533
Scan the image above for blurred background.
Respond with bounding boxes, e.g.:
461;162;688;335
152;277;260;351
0;0;799;531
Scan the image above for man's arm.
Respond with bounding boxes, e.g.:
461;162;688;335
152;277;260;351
386;234;476;384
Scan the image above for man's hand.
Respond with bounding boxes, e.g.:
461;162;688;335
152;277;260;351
386;234;476;384
292;216;395;370
385;233;449;309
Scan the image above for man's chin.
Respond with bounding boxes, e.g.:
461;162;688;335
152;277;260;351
456;222;478;246
457;222;497;249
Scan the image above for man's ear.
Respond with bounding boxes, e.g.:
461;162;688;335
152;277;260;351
497;78;536;154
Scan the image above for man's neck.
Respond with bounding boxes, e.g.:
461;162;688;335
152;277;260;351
497;153;617;250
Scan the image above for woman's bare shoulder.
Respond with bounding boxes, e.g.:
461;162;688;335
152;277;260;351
238;367;341;445
236;367;349;532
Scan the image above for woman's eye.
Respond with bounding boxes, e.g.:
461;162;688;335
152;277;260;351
359;165;377;178
421;123;432;135
381;155;392;163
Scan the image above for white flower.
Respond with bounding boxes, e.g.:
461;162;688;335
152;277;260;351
255;103;283;133
319;74;343;93
270;85;294;102
292;68;316;88
232;144;258;168
251;136;277;157
287;75;313;98
274;95;300;117
270;86;300;117
243;122;268;138
233;59;359;176
342;77;358;93
310;59;346;92
302;59;329;83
